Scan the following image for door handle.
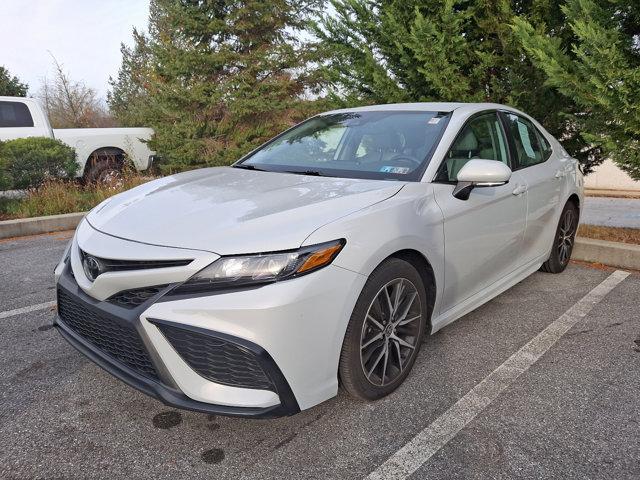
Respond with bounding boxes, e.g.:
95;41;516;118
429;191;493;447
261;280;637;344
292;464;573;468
512;184;527;196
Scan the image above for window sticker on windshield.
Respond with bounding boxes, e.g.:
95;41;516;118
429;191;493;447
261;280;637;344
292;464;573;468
428;117;441;124
380;166;410;174
517;121;536;158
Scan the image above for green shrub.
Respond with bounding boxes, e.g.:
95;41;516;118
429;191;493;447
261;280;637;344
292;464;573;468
0;137;78;189
0;141;9;190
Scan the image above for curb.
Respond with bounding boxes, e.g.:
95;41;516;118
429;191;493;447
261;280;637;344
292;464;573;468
585;189;640;199
573;237;640;271
0;212;86;240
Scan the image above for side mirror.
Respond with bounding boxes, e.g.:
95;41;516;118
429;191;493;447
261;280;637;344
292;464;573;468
453;159;512;200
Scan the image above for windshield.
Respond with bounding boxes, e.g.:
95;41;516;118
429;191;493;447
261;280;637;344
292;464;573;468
238;111;450;181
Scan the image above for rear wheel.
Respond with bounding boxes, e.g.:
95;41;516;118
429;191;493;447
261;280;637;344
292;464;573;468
83;150;125;186
540;201;579;273
339;258;427;400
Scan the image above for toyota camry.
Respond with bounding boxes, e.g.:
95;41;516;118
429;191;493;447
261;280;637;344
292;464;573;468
53;103;583;417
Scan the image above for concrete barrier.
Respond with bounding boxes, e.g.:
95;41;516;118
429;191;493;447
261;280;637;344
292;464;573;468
573;237;640;271
0;212;86;240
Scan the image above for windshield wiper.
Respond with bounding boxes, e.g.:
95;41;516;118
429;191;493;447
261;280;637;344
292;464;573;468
233;164;268;171
283;169;324;177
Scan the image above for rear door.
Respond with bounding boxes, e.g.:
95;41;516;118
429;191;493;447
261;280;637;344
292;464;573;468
500;112;565;263
432;111;527;312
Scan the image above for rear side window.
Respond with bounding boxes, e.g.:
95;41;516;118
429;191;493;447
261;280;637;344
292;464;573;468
537;130;553;160
0;101;34;128
503;113;546;168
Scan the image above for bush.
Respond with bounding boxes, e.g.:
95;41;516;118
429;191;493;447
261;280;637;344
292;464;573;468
0;137;78;189
0;141;9;190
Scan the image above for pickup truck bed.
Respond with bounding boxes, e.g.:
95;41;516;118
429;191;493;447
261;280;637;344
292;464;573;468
0;96;155;180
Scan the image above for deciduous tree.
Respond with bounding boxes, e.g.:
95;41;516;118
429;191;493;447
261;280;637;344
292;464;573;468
38;57;114;128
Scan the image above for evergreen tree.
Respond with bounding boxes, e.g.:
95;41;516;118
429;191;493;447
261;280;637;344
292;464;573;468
109;0;324;171
512;0;640;179
107;29;151;127
0;66;28;97
314;0;603;172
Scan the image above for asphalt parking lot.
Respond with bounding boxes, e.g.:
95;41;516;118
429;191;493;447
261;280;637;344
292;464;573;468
1;232;639;479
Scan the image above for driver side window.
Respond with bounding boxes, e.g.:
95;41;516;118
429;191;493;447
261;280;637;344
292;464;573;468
436;113;509;182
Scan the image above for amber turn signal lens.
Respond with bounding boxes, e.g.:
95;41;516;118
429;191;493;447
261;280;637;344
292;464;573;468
297;243;343;273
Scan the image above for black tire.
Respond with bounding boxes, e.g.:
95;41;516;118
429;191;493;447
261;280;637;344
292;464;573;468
83;157;123;185
339;258;428;400
540;200;579;273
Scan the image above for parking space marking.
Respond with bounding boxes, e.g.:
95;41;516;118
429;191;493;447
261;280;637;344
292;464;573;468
366;269;630;480
0;301;56;319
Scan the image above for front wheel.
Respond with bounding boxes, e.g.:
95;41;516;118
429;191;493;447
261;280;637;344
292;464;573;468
339;258;427;400
540;201;579;273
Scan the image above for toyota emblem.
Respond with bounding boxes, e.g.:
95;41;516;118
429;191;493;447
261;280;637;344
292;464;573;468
82;255;103;281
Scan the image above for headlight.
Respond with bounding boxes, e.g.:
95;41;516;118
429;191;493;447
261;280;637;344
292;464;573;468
172;239;345;294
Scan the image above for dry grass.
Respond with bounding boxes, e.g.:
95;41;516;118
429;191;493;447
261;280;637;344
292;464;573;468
585;189;640;199
578;224;640;245
0;173;154;220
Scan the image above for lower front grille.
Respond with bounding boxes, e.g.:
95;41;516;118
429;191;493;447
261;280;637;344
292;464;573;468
155;322;275;391
57;288;158;380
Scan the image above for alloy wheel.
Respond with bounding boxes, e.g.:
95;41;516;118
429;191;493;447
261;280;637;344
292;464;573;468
558;208;576;265
98;168;124;189
360;278;422;387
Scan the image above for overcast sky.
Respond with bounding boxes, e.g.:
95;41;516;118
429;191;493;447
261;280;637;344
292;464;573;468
1;0;150;99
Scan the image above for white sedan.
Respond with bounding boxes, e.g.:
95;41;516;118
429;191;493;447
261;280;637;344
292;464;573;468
53;103;583;417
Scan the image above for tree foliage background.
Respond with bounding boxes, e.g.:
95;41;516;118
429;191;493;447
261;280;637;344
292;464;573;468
109;0;327;172
0;66;28;97
512;0;640;180
109;0;640;179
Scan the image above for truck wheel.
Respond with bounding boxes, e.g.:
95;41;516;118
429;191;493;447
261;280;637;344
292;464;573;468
84;152;124;186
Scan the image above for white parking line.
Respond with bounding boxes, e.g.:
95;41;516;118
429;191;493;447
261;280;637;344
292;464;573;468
0;301;56;319
366;269;630;480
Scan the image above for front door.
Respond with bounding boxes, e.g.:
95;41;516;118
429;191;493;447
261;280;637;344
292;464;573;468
432;112;527;312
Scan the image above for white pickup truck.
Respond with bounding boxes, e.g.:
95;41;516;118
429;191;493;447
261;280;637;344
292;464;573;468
0;96;155;182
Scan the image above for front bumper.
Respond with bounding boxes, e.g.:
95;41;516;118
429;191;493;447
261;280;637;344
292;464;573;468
55;247;366;417
57;316;294;417
55;264;299;418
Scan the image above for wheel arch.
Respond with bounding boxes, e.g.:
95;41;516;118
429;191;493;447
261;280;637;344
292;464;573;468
567;193;580;211
83;146;127;178
387;249;437;333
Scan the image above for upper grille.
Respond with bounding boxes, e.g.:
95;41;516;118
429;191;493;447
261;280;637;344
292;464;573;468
108;285;167;309
155;322;275;391
57;288;158;379
79;249;192;273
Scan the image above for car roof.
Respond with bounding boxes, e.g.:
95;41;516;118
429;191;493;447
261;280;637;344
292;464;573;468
322;102;518;115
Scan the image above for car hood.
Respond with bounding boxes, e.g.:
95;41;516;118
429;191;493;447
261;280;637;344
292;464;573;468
86;167;405;254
